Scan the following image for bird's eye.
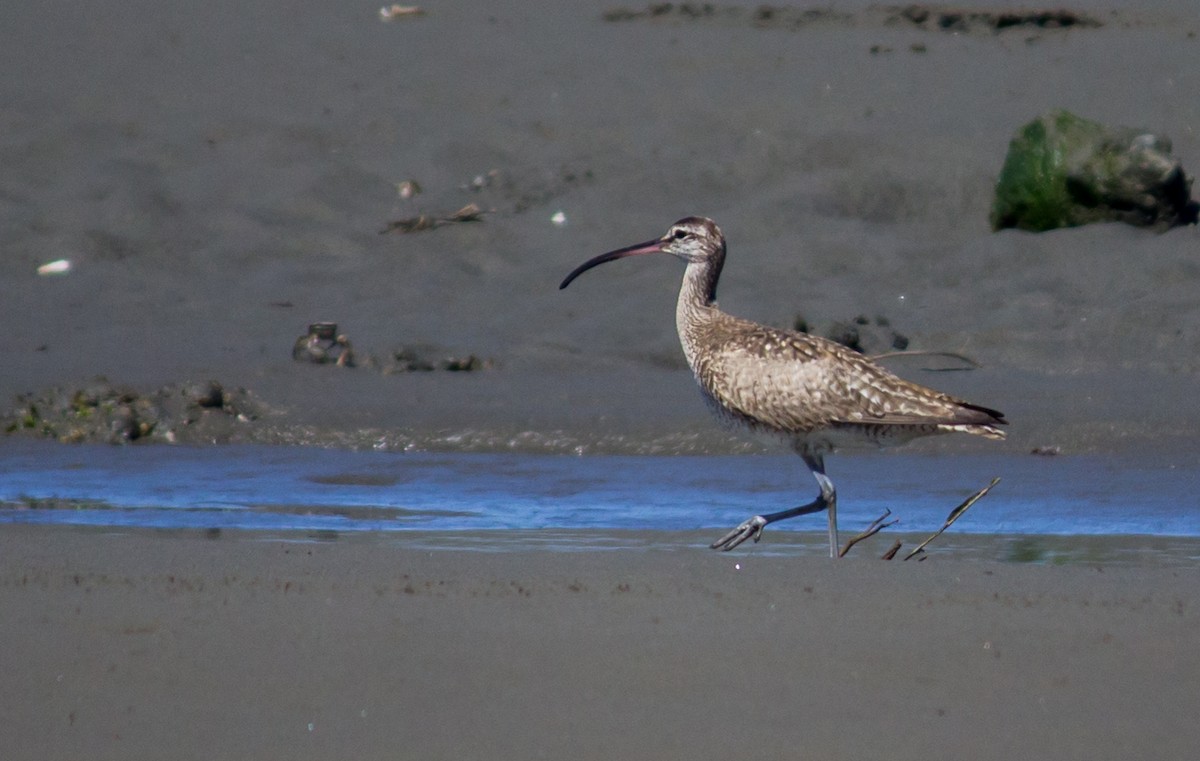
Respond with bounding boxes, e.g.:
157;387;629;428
672;229;688;240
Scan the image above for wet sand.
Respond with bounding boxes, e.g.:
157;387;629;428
3;524;1198;760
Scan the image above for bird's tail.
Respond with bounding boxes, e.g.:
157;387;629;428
943;401;1007;440
943;423;1006;441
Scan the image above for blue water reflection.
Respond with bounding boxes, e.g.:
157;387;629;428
1;439;1198;537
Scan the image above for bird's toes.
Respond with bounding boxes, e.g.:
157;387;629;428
708;530;741;551
709;516;767;552
709;528;748;551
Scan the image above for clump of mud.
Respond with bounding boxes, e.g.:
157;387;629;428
3;379;266;445
291;322;494;374
383;347;494;373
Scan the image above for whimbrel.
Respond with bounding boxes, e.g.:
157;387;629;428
559;217;1007;557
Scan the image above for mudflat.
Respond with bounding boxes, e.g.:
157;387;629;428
3;525;1198;760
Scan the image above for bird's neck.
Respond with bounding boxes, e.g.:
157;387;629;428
679;250;723;309
675;251;724;369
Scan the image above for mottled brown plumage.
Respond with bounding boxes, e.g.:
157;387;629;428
560;216;1006;556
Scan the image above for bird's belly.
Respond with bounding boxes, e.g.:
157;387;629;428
698;387;945;454
698;390;807;451
808;423;945;452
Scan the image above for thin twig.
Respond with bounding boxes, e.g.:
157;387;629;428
838;509;899;558
881;539;902;560
380;203;486;234
903;477;1001;561
869;350;982;372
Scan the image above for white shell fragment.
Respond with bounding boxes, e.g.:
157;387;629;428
550;210;567;227
397;180;421;200
37;259;72;276
379;5;424;21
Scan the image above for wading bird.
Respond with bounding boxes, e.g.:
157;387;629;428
559;217;1006;557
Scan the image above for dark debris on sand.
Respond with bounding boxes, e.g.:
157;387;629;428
291;323;494;374
602;3;1104;33
3;379;266;445
384;347;494;373
381;165;595;235
891;5;1102;33
380;203;487;234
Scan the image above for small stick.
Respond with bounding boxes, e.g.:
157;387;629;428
380;203;486;234
869;350;981;372
903;477;1000;561
838;509;899;558
881;539;902;560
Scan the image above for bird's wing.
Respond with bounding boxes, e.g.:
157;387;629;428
701;324;1003;431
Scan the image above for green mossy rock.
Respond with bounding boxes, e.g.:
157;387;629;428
991;110;1198;232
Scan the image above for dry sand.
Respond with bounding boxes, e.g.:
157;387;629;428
3;525;1198;761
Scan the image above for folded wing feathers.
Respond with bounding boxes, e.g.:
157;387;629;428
706;324;1007;438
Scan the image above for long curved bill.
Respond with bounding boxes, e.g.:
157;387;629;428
559;238;664;290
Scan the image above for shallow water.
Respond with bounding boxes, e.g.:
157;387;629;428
2;440;1198;545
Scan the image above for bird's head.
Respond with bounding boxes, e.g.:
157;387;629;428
559;216;725;290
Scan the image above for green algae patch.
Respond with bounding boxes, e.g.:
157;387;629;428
991;110;1197;232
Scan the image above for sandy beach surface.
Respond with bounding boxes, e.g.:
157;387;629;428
3;525;1198;761
4;2;1200;759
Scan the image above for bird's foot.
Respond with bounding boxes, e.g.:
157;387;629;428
709;515;769;552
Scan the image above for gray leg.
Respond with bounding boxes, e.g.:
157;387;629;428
813;467;838;558
709;453;839;556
